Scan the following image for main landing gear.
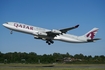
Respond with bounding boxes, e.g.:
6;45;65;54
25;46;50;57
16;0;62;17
46;39;54;45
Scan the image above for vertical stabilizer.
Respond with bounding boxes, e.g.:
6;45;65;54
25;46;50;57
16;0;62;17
83;28;99;39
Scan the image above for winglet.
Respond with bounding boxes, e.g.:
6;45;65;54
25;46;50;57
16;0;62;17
75;24;79;28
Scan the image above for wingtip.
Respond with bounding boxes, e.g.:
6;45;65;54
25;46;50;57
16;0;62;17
75;24;79;28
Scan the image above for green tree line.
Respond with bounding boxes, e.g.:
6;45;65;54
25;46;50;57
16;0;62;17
0;52;105;64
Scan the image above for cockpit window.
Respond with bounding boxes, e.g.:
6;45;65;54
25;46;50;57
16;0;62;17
6;22;8;24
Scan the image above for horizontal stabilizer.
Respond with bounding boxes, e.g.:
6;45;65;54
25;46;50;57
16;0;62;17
87;38;101;42
92;38;101;40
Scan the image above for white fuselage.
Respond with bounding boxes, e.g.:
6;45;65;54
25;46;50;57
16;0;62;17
3;22;89;43
54;34;87;43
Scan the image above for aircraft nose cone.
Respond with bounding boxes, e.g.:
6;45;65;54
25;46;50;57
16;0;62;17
3;23;7;27
3;24;5;26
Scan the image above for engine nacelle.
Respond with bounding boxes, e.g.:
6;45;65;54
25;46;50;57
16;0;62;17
51;29;61;34
33;32;47;36
34;36;46;41
38;32;47;36
34;36;42;39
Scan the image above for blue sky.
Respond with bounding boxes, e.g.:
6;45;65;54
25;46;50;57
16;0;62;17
0;0;105;56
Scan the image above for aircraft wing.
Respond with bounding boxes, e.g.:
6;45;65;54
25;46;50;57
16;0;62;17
59;24;79;33
46;24;79;37
46;31;59;37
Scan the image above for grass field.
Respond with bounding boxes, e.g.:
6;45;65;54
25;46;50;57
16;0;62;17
0;64;105;70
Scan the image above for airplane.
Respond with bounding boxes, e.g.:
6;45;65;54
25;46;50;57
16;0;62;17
3;22;100;45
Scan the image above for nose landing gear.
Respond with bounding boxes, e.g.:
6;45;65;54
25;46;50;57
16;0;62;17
10;30;13;34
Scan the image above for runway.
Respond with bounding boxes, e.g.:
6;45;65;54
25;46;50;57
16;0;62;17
0;64;105;68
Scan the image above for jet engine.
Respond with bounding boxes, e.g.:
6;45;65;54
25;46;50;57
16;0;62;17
51;29;61;34
38;32;47;36
33;32;47;36
34;36;42;39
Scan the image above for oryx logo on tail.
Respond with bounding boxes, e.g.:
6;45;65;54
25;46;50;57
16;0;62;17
86;30;98;39
85;28;98;39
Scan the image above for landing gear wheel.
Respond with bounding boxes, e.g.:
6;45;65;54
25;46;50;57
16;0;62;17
46;41;49;43
46;40;54;45
50;40;54;44
48;43;51;45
